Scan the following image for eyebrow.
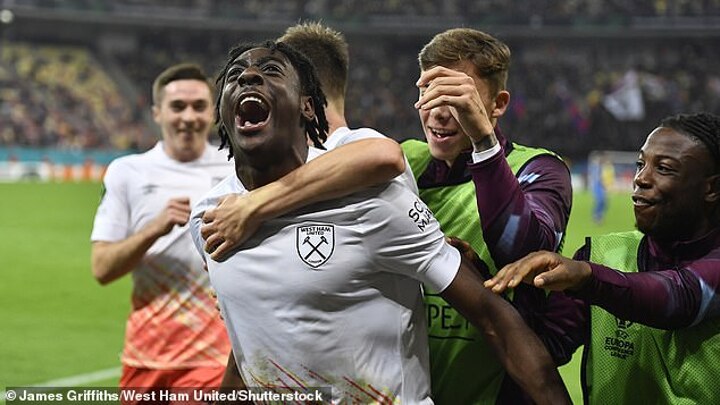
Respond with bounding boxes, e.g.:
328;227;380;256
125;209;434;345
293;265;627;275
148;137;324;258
641;150;682;164
234;54;287;69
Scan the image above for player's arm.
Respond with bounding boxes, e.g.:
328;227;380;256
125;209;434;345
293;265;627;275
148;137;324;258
470;155;571;266
202;137;405;260
440;254;571;405
486;246;714;329
91;197;191;285
416;66;571;266
214;352;247;404
219;351;246;389
447;238;586;366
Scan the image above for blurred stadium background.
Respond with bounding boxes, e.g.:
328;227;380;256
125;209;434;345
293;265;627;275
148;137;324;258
1;0;718;403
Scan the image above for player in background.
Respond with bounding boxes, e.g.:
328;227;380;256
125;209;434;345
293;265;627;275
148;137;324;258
199;22;413;259
403;28;580;403
192;39;570;404
589;153;615;224
90;64;232;398
487;112;720;404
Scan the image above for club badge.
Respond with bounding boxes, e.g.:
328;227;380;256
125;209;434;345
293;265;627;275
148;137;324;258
296;224;335;268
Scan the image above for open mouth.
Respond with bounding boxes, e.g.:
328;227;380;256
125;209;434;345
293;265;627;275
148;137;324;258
632;195;656;207
429;127;458;139
235;95;270;132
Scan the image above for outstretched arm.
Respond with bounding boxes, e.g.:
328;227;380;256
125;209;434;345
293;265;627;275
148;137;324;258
441;254;571;405
91;197;192;285
202;137;405;260
485;248;719;330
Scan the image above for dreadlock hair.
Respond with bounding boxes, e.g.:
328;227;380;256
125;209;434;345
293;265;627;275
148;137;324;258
660;112;720;173
214;40;329;159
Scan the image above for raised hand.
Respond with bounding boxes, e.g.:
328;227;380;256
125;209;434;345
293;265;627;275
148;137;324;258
149;197;192;237
415;66;495;145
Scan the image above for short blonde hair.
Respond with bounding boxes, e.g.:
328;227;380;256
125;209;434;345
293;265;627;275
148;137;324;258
279;21;349;101
419;28;510;97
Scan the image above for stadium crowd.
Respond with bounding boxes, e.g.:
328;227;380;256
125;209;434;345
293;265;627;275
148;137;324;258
2;1;720;159
12;0;720;22
0;43;149;150
3;34;718;161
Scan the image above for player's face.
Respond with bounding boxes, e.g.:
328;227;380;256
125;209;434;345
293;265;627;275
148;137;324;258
633;127;716;242
419;60;495;166
153;79;213;162
219;47;311;160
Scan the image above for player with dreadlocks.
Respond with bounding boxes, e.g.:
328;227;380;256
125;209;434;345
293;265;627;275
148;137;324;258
189;40;570;403
214;40;329;158
487;112;720;403
199;22;410;263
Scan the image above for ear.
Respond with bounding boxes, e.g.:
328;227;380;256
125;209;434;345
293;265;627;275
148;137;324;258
490;90;510;119
705;174;720;204
300;96;315;123
152;105;161;124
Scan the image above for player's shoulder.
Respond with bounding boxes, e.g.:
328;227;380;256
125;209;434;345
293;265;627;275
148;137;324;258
327;127;388;149
348;127;387;139
201;143;232;163
104;148;158;178
511;142;568;175
191;174;245;219
206;174;245;201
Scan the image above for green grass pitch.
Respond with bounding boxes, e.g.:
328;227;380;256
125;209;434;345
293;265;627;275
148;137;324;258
0;182;636;403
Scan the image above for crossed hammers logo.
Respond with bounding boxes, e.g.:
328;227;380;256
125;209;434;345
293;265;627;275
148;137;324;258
303;235;329;260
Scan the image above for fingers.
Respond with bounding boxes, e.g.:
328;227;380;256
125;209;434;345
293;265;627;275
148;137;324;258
204;232;223;254
216;193;234;207
209;288;223;320
484;262;519;294
484;251;556;294
445;236;470;251
166;197;192;225
202;207;216;224
416;66;467;87
200;220;215;241
533;267;570;290
169;196;191;206
415;81;476;111
209;240;233;262
534;259;592;291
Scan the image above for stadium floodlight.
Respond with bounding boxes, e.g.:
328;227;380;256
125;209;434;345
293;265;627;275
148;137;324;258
0;9;13;25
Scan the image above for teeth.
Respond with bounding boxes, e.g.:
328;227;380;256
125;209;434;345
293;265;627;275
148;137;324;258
431;128;454;136
240;96;265;106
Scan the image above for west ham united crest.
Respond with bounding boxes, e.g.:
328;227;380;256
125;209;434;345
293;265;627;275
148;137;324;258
296;224;335;268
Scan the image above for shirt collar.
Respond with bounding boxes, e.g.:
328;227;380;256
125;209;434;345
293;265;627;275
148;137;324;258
645;227;720;267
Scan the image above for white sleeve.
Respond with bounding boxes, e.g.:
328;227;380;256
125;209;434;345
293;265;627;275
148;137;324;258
332;128;385;148
365;187;460;292
189;193;219;259
188;175;243;259
90;160;130;242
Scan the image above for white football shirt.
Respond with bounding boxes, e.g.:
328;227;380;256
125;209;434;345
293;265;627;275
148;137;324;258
190;148;460;403
91;141;233;368
325;126;419;195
